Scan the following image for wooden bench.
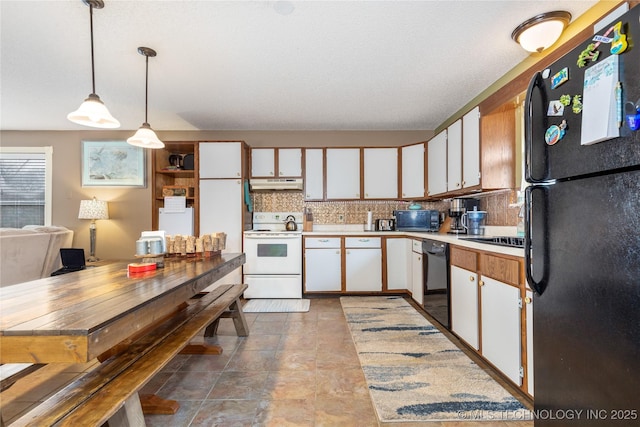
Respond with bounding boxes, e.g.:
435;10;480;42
8;283;248;427
0;364;44;392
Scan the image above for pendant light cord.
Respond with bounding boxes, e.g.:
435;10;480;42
145;55;149;124
89;3;96;95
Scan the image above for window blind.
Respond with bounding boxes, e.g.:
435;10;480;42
0;152;46;227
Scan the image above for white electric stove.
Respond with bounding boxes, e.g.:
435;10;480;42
243;212;303;299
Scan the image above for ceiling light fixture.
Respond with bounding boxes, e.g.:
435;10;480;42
67;0;120;129
127;47;164;149
511;11;572;53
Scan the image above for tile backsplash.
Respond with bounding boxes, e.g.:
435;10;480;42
251;189;521;226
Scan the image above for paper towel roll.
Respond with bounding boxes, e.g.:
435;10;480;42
366;211;373;231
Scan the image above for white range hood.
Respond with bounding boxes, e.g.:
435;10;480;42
249;178;303;191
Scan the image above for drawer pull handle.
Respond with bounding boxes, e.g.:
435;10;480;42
359;239;370;242
319;239;329;242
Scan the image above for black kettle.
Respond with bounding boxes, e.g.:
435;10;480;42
284;215;297;231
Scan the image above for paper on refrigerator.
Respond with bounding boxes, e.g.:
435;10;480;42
580;54;620;145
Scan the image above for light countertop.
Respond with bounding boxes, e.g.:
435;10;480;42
302;225;524;257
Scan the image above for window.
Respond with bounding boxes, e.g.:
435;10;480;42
0;147;52;227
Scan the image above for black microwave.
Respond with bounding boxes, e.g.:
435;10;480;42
393;210;441;232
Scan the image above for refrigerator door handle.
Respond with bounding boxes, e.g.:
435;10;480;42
524;185;548;295
524;71;548;184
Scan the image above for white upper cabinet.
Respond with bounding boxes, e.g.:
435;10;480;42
326;148;360;199
250;148;302;178
278;148;302;177
462;106;481;188
199;142;242;178
427;130;448;197
363;148;398;199
447;119;462;192
401;143;425;198
251;148;275;177
304;148;324;200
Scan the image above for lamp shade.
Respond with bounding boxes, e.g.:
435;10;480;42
127;123;165;149
512;11;571;53
78;197;109;220
68;93;121;129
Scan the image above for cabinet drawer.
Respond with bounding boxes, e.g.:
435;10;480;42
450;246;478;271
481;253;521;286
305;237;340;248
345;237;381;248
412;239;422;253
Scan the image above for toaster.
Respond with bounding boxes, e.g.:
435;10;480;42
375;218;396;231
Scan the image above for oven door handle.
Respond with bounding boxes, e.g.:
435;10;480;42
244;234;302;239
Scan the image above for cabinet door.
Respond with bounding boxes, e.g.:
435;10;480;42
305;248;342;292
326;148;360;199
427;130;447;197
401;143;425;198
251;148;275;177
525;290;534;396
278;148;302;177
450;265;479;349
386;238;410;291
447;119;462;192
480;275;522;385
462;106;480;188
199;179;243;287
199;142;242;178
411;249;423;305
304;149;324;200
364;148;398;199
345;248;382;291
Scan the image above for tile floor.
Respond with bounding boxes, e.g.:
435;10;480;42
142;297;534;427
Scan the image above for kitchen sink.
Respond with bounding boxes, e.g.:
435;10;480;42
461;236;524;248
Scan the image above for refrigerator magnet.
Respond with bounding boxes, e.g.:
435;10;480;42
572;95;583;114
548;100;565;116
577;43;600;68
551;67;569;89
545;120;567;145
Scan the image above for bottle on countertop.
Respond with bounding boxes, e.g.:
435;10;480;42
303;207;313;231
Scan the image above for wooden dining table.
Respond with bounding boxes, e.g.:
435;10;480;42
0;253;245;364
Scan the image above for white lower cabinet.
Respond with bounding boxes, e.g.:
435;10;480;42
411;240;423;305
345;237;382;292
450;265;479;350
386;238;410;291
480;276;522;385
304;238;342;292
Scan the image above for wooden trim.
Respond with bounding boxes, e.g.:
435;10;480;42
450;246;478;271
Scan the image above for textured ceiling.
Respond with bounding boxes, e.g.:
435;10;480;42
1;0;598;131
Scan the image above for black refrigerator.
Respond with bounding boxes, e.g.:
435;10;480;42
524;5;640;426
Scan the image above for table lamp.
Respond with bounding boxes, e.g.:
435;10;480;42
78;197;109;262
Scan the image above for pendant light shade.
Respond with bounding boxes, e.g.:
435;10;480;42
127;47;164;149
68;0;120;128
511;11;571;53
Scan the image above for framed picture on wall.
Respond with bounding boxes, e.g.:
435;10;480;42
82;141;146;187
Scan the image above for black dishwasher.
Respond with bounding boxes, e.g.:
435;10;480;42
422;239;450;329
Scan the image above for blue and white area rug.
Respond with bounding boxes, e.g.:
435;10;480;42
340;296;527;422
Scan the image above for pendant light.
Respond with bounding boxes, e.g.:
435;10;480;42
67;0;120;128
511;11;572;53
127;47;164;149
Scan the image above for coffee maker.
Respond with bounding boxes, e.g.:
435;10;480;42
448;198;479;234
